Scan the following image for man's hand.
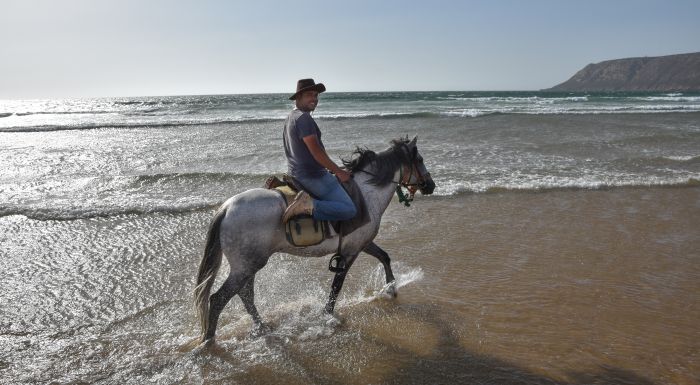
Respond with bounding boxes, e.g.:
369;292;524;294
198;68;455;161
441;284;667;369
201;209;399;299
335;169;352;183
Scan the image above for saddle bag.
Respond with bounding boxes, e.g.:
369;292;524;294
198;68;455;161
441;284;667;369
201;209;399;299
266;174;331;247
285;214;326;247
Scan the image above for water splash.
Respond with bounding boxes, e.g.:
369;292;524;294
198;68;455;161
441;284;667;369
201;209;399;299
340;263;425;307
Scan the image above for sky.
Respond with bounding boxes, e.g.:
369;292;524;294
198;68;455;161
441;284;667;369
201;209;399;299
1;0;699;99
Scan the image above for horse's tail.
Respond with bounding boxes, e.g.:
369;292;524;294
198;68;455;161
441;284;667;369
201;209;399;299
194;204;227;339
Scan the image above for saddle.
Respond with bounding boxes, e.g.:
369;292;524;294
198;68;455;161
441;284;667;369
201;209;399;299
264;175;369;247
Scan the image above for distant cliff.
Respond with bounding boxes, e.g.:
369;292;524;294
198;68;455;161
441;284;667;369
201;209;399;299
545;52;700;92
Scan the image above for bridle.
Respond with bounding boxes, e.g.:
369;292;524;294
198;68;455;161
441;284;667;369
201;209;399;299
395;144;431;207
356;143;430;207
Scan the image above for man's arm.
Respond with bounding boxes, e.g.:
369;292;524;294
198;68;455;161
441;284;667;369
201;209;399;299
302;135;352;182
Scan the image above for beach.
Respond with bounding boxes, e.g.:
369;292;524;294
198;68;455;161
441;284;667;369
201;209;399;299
1;92;699;384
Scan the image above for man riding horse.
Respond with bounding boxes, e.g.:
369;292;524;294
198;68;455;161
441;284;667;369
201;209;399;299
282;78;356;223
194;79;436;342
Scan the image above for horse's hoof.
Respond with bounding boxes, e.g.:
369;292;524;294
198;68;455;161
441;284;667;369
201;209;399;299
191;337;216;354
325;314;341;328
249;322;272;338
380;281;397;298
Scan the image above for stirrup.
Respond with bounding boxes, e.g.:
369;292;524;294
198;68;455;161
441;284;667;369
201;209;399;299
328;254;346;273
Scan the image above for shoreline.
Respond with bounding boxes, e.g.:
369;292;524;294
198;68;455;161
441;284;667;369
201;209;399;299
2;181;699;222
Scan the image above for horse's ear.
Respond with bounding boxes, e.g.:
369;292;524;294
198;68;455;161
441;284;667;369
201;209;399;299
410;135;418;145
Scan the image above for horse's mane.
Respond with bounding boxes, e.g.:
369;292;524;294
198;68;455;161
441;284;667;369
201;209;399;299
342;137;412;186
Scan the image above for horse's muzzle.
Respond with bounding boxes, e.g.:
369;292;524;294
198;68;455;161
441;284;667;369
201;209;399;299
420;179;436;195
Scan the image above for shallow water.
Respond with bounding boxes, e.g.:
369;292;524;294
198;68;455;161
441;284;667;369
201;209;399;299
2;94;700;221
1;187;698;384
1;92;699;384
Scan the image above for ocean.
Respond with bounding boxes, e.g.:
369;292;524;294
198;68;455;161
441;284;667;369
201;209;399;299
1;91;699;384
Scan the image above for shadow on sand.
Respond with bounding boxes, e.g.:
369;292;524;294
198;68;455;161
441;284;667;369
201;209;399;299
195;300;657;385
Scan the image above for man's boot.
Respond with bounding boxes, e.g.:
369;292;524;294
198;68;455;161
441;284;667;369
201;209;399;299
282;191;314;223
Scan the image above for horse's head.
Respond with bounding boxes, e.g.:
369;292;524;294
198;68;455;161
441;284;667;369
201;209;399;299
399;136;436;196
342;136;436;196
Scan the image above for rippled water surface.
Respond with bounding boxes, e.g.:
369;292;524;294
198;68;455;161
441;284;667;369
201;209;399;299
2;187;699;384
1;93;699;384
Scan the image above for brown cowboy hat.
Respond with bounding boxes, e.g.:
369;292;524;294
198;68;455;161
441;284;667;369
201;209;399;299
289;78;326;100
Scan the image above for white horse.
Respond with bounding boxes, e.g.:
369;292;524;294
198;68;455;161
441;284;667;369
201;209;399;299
194;136;435;342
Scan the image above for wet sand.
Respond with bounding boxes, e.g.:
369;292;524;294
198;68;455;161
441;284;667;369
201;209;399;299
1;186;699;384
362;185;700;385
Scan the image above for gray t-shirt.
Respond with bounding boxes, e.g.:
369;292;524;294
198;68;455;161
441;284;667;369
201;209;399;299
283;109;326;178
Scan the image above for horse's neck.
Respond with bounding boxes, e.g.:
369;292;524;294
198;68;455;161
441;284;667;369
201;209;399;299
355;168;400;220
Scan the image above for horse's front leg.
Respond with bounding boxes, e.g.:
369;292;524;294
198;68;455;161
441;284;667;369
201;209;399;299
362;241;397;297
324;254;358;314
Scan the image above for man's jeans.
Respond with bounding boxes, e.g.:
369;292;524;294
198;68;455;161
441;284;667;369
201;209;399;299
295;172;357;221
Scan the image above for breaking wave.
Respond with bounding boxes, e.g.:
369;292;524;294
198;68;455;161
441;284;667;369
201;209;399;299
0;118;281;133
435;178;700;196
0;201;218;221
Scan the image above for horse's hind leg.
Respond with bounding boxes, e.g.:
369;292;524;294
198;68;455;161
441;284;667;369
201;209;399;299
363;241;397;297
239;274;270;336
206;272;249;340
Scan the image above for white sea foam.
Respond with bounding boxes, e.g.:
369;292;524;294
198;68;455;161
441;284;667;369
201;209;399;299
0;201;216;220
440;109;495;118
429;174;700;196
562;96;589;102
664;155;697;162
638;95;700;102
315;111;423;119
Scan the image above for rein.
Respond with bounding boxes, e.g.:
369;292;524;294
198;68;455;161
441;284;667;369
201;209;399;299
395;164;414;207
